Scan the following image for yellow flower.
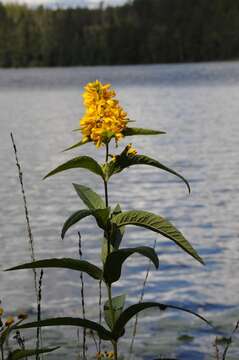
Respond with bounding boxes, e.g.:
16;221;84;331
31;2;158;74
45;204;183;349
5;316;14;327
96;352;115;359
80;80;128;147
107;352;114;358
126;143;137;156
0;307;4;316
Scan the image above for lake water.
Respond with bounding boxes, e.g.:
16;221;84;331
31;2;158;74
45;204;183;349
0;62;239;360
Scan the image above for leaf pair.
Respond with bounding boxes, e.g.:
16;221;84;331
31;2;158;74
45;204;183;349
6;245;159;285
61;184;109;238
62;184;202;264
12;301;211;341
44;132;190;194
64;126;165;152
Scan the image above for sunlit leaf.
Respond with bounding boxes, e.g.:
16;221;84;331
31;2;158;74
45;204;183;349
112;302;211;340
73;184;105;210
122;127;165;137
104;294;126;330
103;247;159;284
6;258;103;280
16;318;112;341
106;154;190;193
43;156;104;179
112;210;203;264
7;347;60;360
61;209;92;239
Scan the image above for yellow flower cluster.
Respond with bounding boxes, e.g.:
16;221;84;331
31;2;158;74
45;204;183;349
80;80;128;147
96;351;114;359
0;306;28;329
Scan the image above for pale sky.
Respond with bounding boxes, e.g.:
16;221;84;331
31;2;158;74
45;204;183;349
2;0;127;7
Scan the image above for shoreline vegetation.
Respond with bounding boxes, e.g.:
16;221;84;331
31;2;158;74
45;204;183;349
0;0;239;68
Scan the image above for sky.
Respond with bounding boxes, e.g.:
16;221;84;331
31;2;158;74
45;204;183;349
2;0;127;7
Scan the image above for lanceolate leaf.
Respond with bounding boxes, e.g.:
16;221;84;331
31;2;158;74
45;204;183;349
122;127;165;137
110;204;125;248
43;156;104;179
7;347;60;360
73;184;105;210
104;294;126;330
112;302;211;340
103;247;159;284
63;139;90;152
112;211;204;264
61;207;110;239
107;154;190;193
92;208;111;229
16;318;112;341
6;258;103;280
61;209;92;239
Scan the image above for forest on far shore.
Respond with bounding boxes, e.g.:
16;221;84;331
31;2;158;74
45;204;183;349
0;0;239;67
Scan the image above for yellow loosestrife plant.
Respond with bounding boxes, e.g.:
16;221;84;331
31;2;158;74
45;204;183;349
6;81;209;359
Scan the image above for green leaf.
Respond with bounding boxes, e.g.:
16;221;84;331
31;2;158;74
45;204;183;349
73;184;105;210
43;156;104;179
7;347;60;360
103;247;159;284
112;302;211;340
106;154;190;193
122;127;165;136
92;208;111;229
61;209;92;239
110;204;125;248
104;294;126;330
112;210;204;264
6;258;103;280
16;318;112;341
63;139;90;152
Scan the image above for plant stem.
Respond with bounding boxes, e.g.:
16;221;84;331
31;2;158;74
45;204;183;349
112;340;118;360
104;180;109;208
103;142;118;360
105;142;109;163
107;285;116;326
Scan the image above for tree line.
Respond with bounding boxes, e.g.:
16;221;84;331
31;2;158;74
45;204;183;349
0;0;239;67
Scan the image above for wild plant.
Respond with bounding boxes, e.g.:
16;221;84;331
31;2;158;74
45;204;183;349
6;80;210;359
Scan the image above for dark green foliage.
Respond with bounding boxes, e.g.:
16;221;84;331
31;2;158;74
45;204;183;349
104;294;126;330
61;209;92;239
0;0;239;67
103;246;159;284
111;302;211;340
106;152;190;193
6;258;103;280
73;184;105;210
16;318;112;340
112;210;204;264
43;156;104;179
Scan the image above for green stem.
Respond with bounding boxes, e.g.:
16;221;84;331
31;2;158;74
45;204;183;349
107;285;116;326
103;142;118;360
112;340;118;360
104;180;109;208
